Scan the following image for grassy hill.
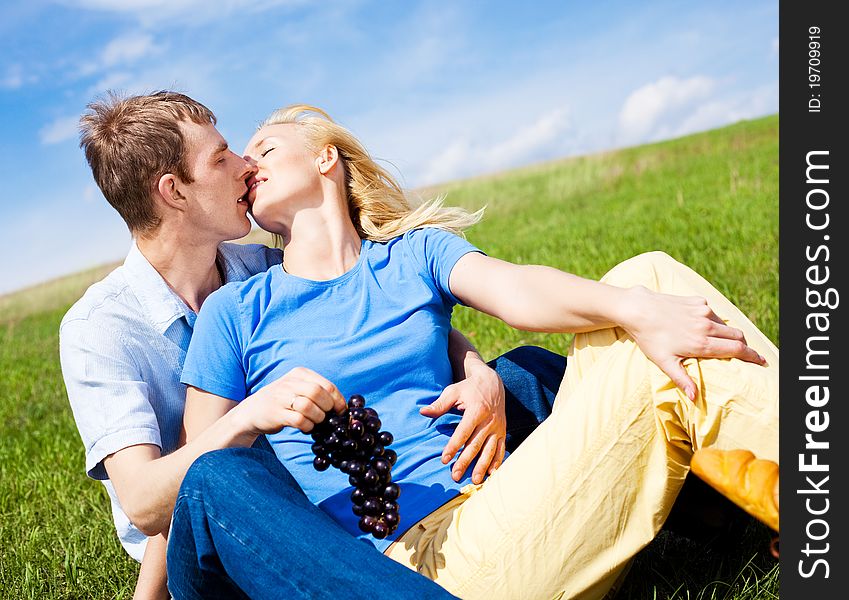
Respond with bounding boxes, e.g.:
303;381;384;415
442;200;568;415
0;115;779;598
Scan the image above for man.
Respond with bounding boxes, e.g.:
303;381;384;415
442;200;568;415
60;91;563;598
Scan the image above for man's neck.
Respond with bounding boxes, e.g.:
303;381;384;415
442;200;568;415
136;231;222;313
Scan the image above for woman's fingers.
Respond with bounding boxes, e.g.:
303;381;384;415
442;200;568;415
707;321;747;343
288;394;327;426
702;337;766;365
285;376;342;415
662;359;697;402
286;367;347;413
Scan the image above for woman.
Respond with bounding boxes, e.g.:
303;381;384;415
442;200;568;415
180;105;779;599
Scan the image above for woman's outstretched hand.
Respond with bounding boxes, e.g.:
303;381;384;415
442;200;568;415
420;361;507;484
619;285;768;401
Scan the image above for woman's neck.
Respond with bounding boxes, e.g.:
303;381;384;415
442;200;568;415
282;202;363;281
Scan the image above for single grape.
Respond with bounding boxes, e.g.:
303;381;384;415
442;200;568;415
378;431;394;446
348;394;366;409
313;456;330;471
383;511;399;528
349;420;365;439
383;483;401;500
383;449;397;465
365;416;382;433
372;458;390;476
372;522;388;539
363;498;381;516
358;515;376;533
363;469;379;487
351;488;367;505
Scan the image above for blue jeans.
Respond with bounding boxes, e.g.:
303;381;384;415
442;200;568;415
167;346;566;600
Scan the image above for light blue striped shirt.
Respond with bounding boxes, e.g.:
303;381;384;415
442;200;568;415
59;240;281;561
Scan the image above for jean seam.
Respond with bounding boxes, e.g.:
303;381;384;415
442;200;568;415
202;507;314;600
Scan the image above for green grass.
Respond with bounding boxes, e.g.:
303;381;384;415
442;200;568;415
0;115;779;598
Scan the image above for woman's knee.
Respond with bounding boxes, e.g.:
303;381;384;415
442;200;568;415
181;448;246;495
600;251;677;289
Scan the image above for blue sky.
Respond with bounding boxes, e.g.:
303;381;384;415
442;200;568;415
0;0;778;295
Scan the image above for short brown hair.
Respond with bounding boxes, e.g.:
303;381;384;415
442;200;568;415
79;91;216;234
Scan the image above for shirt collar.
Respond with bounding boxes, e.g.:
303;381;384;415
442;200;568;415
123;241;196;334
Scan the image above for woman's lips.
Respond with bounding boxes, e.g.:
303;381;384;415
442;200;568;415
243;177;266;204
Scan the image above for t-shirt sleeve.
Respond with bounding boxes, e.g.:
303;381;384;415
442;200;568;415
181;285;248;401
403;227;484;306
59;318;161;480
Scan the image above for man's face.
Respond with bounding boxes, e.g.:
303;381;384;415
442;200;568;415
177;121;254;243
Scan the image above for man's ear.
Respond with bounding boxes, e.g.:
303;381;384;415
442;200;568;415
155;173;188;211
316;145;339;175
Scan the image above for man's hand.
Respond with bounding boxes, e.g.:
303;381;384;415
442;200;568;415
619;285;767;401
420;359;506;484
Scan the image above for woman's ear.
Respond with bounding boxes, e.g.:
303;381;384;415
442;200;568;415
155;173;187;211
317;144;339;175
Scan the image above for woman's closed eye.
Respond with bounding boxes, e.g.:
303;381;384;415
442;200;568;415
260;147;275;158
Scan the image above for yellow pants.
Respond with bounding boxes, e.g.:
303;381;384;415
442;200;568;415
385;252;779;600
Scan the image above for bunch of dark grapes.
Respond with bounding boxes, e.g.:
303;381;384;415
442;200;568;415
310;394;400;539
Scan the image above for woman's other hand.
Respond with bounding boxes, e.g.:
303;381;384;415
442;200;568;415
619;285;767;401
420;358;507;484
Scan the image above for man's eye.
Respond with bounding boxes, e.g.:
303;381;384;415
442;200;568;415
261;147;275;158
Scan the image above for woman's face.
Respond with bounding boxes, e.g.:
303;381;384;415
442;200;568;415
243;123;322;233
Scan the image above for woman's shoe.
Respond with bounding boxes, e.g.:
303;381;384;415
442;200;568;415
690;448;779;532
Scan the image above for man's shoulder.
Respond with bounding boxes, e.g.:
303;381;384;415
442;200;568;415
60;265;142;333
219;241;282;281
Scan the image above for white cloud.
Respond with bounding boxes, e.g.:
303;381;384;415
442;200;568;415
53;0;306;23
673;83;777;136
618;75;715;143
420;107;572;184
86;71;133;95
39;115;80;145
75;31;160;80
2;64;37;89
101;32;155;67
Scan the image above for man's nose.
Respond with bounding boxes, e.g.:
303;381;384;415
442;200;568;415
239;154;258;178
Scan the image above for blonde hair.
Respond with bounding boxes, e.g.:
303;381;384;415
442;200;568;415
259;104;483;242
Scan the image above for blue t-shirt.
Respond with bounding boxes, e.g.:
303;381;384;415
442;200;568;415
181;228;483;551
